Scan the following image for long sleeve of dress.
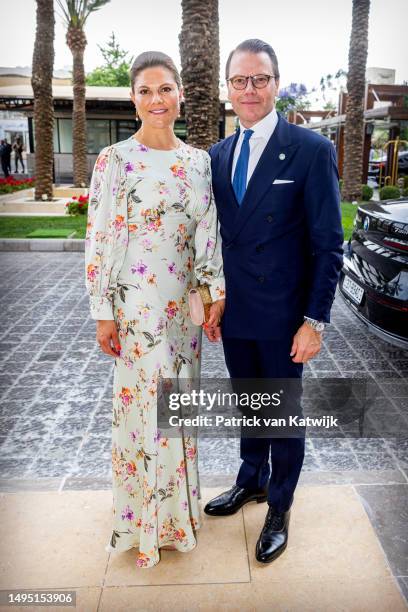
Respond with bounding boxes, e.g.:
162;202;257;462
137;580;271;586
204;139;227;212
85;145;129;320
193;152;225;302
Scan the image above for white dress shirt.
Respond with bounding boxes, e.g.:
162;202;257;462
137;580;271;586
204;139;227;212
231;108;278;187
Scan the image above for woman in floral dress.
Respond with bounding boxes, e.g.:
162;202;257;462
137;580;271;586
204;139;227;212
85;51;225;568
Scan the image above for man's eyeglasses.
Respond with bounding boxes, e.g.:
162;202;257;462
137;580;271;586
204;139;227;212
227;74;277;90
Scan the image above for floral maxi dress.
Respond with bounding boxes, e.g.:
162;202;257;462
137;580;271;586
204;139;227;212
84;137;225;568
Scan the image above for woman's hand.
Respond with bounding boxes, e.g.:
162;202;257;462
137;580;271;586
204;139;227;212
96;320;121;358
207;299;225;327
203;299;225;343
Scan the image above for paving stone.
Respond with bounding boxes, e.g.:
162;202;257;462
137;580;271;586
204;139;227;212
355;451;397;470
0;457;35;478
310;437;353;453
0;418;20;436
317;452;360;471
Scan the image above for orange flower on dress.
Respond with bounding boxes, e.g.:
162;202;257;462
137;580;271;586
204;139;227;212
119;387;134;406
86;263;98;282
131;342;143;359
174;528;186;541
129;223;138;233
126;461;137;475
170;163;186;180
113;215;126;231
165;300;178;319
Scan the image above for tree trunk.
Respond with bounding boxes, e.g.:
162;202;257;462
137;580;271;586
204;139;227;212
209;0;220;143
179;0;219;149
343;0;370;201
67;25;88;187
31;0;55;201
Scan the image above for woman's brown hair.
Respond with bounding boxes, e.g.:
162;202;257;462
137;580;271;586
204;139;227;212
130;51;181;91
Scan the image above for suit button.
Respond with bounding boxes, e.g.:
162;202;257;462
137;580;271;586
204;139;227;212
267;215;273;223
256;245;264;253
258;275;265;283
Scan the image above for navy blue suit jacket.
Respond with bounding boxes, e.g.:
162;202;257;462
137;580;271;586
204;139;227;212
209;112;344;340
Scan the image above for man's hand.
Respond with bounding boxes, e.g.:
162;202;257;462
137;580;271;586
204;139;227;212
96;320;121;358
203;299;225;343
290;321;322;363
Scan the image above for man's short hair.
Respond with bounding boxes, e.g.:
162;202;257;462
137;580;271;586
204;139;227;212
225;39;280;81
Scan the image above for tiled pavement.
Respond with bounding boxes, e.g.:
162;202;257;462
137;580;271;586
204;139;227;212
0;252;407;606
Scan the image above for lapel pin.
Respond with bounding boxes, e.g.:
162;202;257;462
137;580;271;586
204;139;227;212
279;153;286;160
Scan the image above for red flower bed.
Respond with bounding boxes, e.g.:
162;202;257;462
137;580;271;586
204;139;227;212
0;176;35;194
65;194;89;215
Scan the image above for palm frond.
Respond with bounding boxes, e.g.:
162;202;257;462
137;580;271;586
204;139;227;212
55;0;70;24
57;0;110;28
83;0;111;23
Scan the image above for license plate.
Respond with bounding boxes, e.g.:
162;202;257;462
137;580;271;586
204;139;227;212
342;275;364;305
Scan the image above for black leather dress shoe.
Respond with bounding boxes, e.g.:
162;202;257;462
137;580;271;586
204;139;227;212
255;504;290;563
204;484;268;516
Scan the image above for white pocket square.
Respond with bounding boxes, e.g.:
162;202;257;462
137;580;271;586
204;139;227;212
273;179;294;184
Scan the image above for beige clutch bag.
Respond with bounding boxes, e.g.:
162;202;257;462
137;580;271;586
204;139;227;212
188;284;213;325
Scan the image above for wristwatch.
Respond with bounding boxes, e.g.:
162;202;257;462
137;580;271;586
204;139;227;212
304;316;325;332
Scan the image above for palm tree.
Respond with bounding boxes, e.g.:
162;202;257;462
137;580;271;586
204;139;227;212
31;0;55;201
209;0;220;143
179;0;220;149
343;0;370;201
57;0;111;187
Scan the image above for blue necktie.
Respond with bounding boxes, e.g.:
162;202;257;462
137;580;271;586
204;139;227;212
232;129;254;205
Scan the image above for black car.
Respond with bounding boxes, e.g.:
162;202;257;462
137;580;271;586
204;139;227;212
339;198;408;349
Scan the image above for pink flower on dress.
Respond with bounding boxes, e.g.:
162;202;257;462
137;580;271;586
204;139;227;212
176;460;186;477
86;263;98;282
113;215;126;231
119;387;134;407
126;461;137;475
95;152;109;172
170;163;186;180
174;528;186;541
186;446;197;460
165;301;178;319
136;553;149;567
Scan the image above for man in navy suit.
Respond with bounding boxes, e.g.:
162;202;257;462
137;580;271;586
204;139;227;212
203;39;344;564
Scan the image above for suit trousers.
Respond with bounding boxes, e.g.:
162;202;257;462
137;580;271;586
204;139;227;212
222;336;305;513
